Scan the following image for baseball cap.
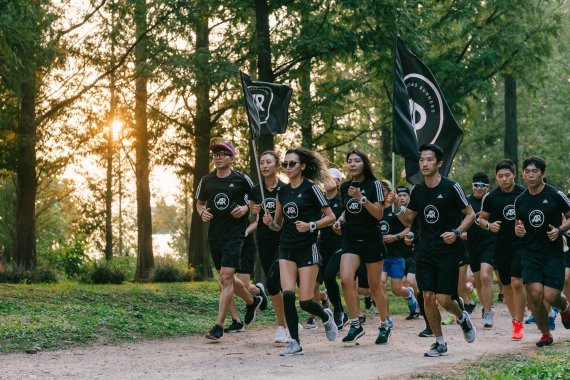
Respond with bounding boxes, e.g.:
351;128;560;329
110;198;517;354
209;141;236;156
396;186;410;195
328;168;343;181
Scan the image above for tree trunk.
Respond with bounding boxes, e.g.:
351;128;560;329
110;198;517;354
104;123;113;260
188;14;213;280
299;2;312;148
255;0;275;152
381;121;392;179
14;77;38;271
504;74;518;173
133;0;154;281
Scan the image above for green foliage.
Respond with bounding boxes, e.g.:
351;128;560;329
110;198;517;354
0;268;57;284
44;238;89;279
152;256;194;282
79;260;127;285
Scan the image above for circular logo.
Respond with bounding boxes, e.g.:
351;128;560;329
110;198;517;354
379;221;390;235
503;205;516;221
404;74;444;144
346;199;362;214
264;198;277;215
214;193;230;210
474;211;481;226
424;205;439;224
529;210;544;228
283;202;299;219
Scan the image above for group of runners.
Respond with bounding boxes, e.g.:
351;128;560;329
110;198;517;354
195;140;570;357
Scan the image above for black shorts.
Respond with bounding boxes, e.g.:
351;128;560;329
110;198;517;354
279;243;321;268
522;254;565;290
468;249;495;273
237;236;256;275
415;251;460;296
458;250;469;267
342;238;385;264
209;238;244;271
258;238;280;277
495;249;522;285
564;249;570;268
318;244;341;284
405;256;416;275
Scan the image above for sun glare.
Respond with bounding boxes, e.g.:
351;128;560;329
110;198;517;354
111;119;123;140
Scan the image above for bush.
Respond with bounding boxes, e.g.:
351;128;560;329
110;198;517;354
48;239;89;279
152;256;194;283
0;268;58;284
79;260;127;285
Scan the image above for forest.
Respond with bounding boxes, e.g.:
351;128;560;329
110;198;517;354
1;0;569;281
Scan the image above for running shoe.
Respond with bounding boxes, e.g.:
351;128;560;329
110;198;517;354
424;342;448;357
375;325;391;344
418;327;433;337
364;295;373;310
525;314;535;324
280;339;303;356
536;333;553;347
205;324;223;341
305;317;317;329
458;311;476;343
244;295;262;325
387;316;394;329
512;319;524;340
405;311;421;320
358;314;367;325
406;287;418;314
321;291;330;309
255;283;268;311
224;319;245;333
549;309;558;331
342;325;365;344
560;305;570;329
441;315;455;325
457;296;465;311
334;311;349;330
274;326;289;343
323;308;338;341
497;293;504;302
483;311;494;328
465;302;476;315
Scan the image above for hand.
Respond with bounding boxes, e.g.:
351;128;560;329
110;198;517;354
252;204;262;214
231;205;248;219
201;208;212;222
385;191;395;206
460;232;468;240
263;213;274;226
332;220;343;235
383;234;398;243
489;220;502;233
404;235;414;246
295;220;310;233
348;186;362;201
440;231;457;245
514;220;526;237
547;224;560;242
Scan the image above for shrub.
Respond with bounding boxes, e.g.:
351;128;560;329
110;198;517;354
49;239;89;279
0;268;58;284
79;260;127;284
152;256;194;283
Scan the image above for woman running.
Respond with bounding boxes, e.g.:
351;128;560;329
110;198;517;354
263;147;338;356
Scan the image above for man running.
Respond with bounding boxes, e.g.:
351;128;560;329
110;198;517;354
514;156;570;346
398;144;476;357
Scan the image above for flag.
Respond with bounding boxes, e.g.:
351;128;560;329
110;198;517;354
240;71;293;139
393;37;464;184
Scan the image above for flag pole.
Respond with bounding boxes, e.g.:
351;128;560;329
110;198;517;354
250;139;267;213
392;152;396;212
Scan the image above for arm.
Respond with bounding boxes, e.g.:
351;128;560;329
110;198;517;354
348;185;383;220
245;220;258;237
441;205;475;244
264;198;283;232
397;207;417;227
547;209;570;241
383;226;411;244
295;207;336;233
478;210;502;233
196;200;212;222
332;211;346;235
248;200;261;223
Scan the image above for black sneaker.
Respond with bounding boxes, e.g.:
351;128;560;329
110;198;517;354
364;296;373;310
497;293;504;302
465;302;476;315
418;327;433;337
244;296;262;325
224;319;245;333
205;324;224;341
255;283;268;311
358;314;366;325
375;325;391;344
342;325;365;344
334;311;348;330
457;296;465;311
405;311;420;320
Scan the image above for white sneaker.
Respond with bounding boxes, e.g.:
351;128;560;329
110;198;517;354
275;326;289;343
323;308;338;342
280;339;303;356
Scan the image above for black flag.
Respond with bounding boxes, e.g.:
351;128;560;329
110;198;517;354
240;71;293;139
393;37;463;184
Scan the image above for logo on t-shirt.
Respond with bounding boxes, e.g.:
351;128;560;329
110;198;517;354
264;198;277;215
424;205;439;224
379;221;390;234
346;199;362;214
283;202;299;219
503;205;516;221
474;211;481;226
214;193;230;210
529;210;544;228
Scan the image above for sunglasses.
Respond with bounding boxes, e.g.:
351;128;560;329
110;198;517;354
472;182;488;189
212;151;233;158
281;161;299;169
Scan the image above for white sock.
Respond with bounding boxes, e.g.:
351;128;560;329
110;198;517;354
436;336;445;344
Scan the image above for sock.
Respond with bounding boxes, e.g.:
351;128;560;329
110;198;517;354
299;299;329;322
436;336;445;345
380;321;388;328
405;288;412;299
548;308;556;318
350;318;361;328
282;291;300;343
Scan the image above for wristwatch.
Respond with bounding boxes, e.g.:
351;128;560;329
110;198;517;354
452;228;462;237
309;221;317;233
359;196;368;205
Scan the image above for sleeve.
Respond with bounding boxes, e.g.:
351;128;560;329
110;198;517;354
196;177;206;201
249;185;260;203
481;193;491;213
556;190;570;214
371;180;384;204
407;186;419;212
311;185;329;208
514;197;521;220
452;183;470;209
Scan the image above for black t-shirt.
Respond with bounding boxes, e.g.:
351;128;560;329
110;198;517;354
196;170;254;241
514;184;570;257
318;192;344;249
407;177;469;254
466;195;496;254
277;179;329;248
340;178;385;241
481;184;525;251
250;179;286;240
380;208;412;258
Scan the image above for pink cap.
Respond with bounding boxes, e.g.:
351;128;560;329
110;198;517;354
209;141;237;156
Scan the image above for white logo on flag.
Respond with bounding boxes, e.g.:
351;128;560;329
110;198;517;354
404;73;444;143
249;86;274;124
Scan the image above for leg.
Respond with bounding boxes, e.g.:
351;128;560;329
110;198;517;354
423;291;443;337
367;260;388;322
323;250;343;312
298;265;329;321
340;254;361;319
480;263;494;313
511;277;526;322
526;282;549;333
280;260;300;343
216;267;238;326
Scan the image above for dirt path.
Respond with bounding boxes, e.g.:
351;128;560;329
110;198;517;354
2;303;568;380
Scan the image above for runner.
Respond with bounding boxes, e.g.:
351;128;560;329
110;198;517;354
514;156;570;346
263;147;338;356
249;151;289;343
196;141;265;341
333;149;390;345
465;172;496;327
397;144;476;357
479;159;526;340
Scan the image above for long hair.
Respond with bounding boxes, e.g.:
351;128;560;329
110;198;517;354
346;149;377;181
286;147;333;187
